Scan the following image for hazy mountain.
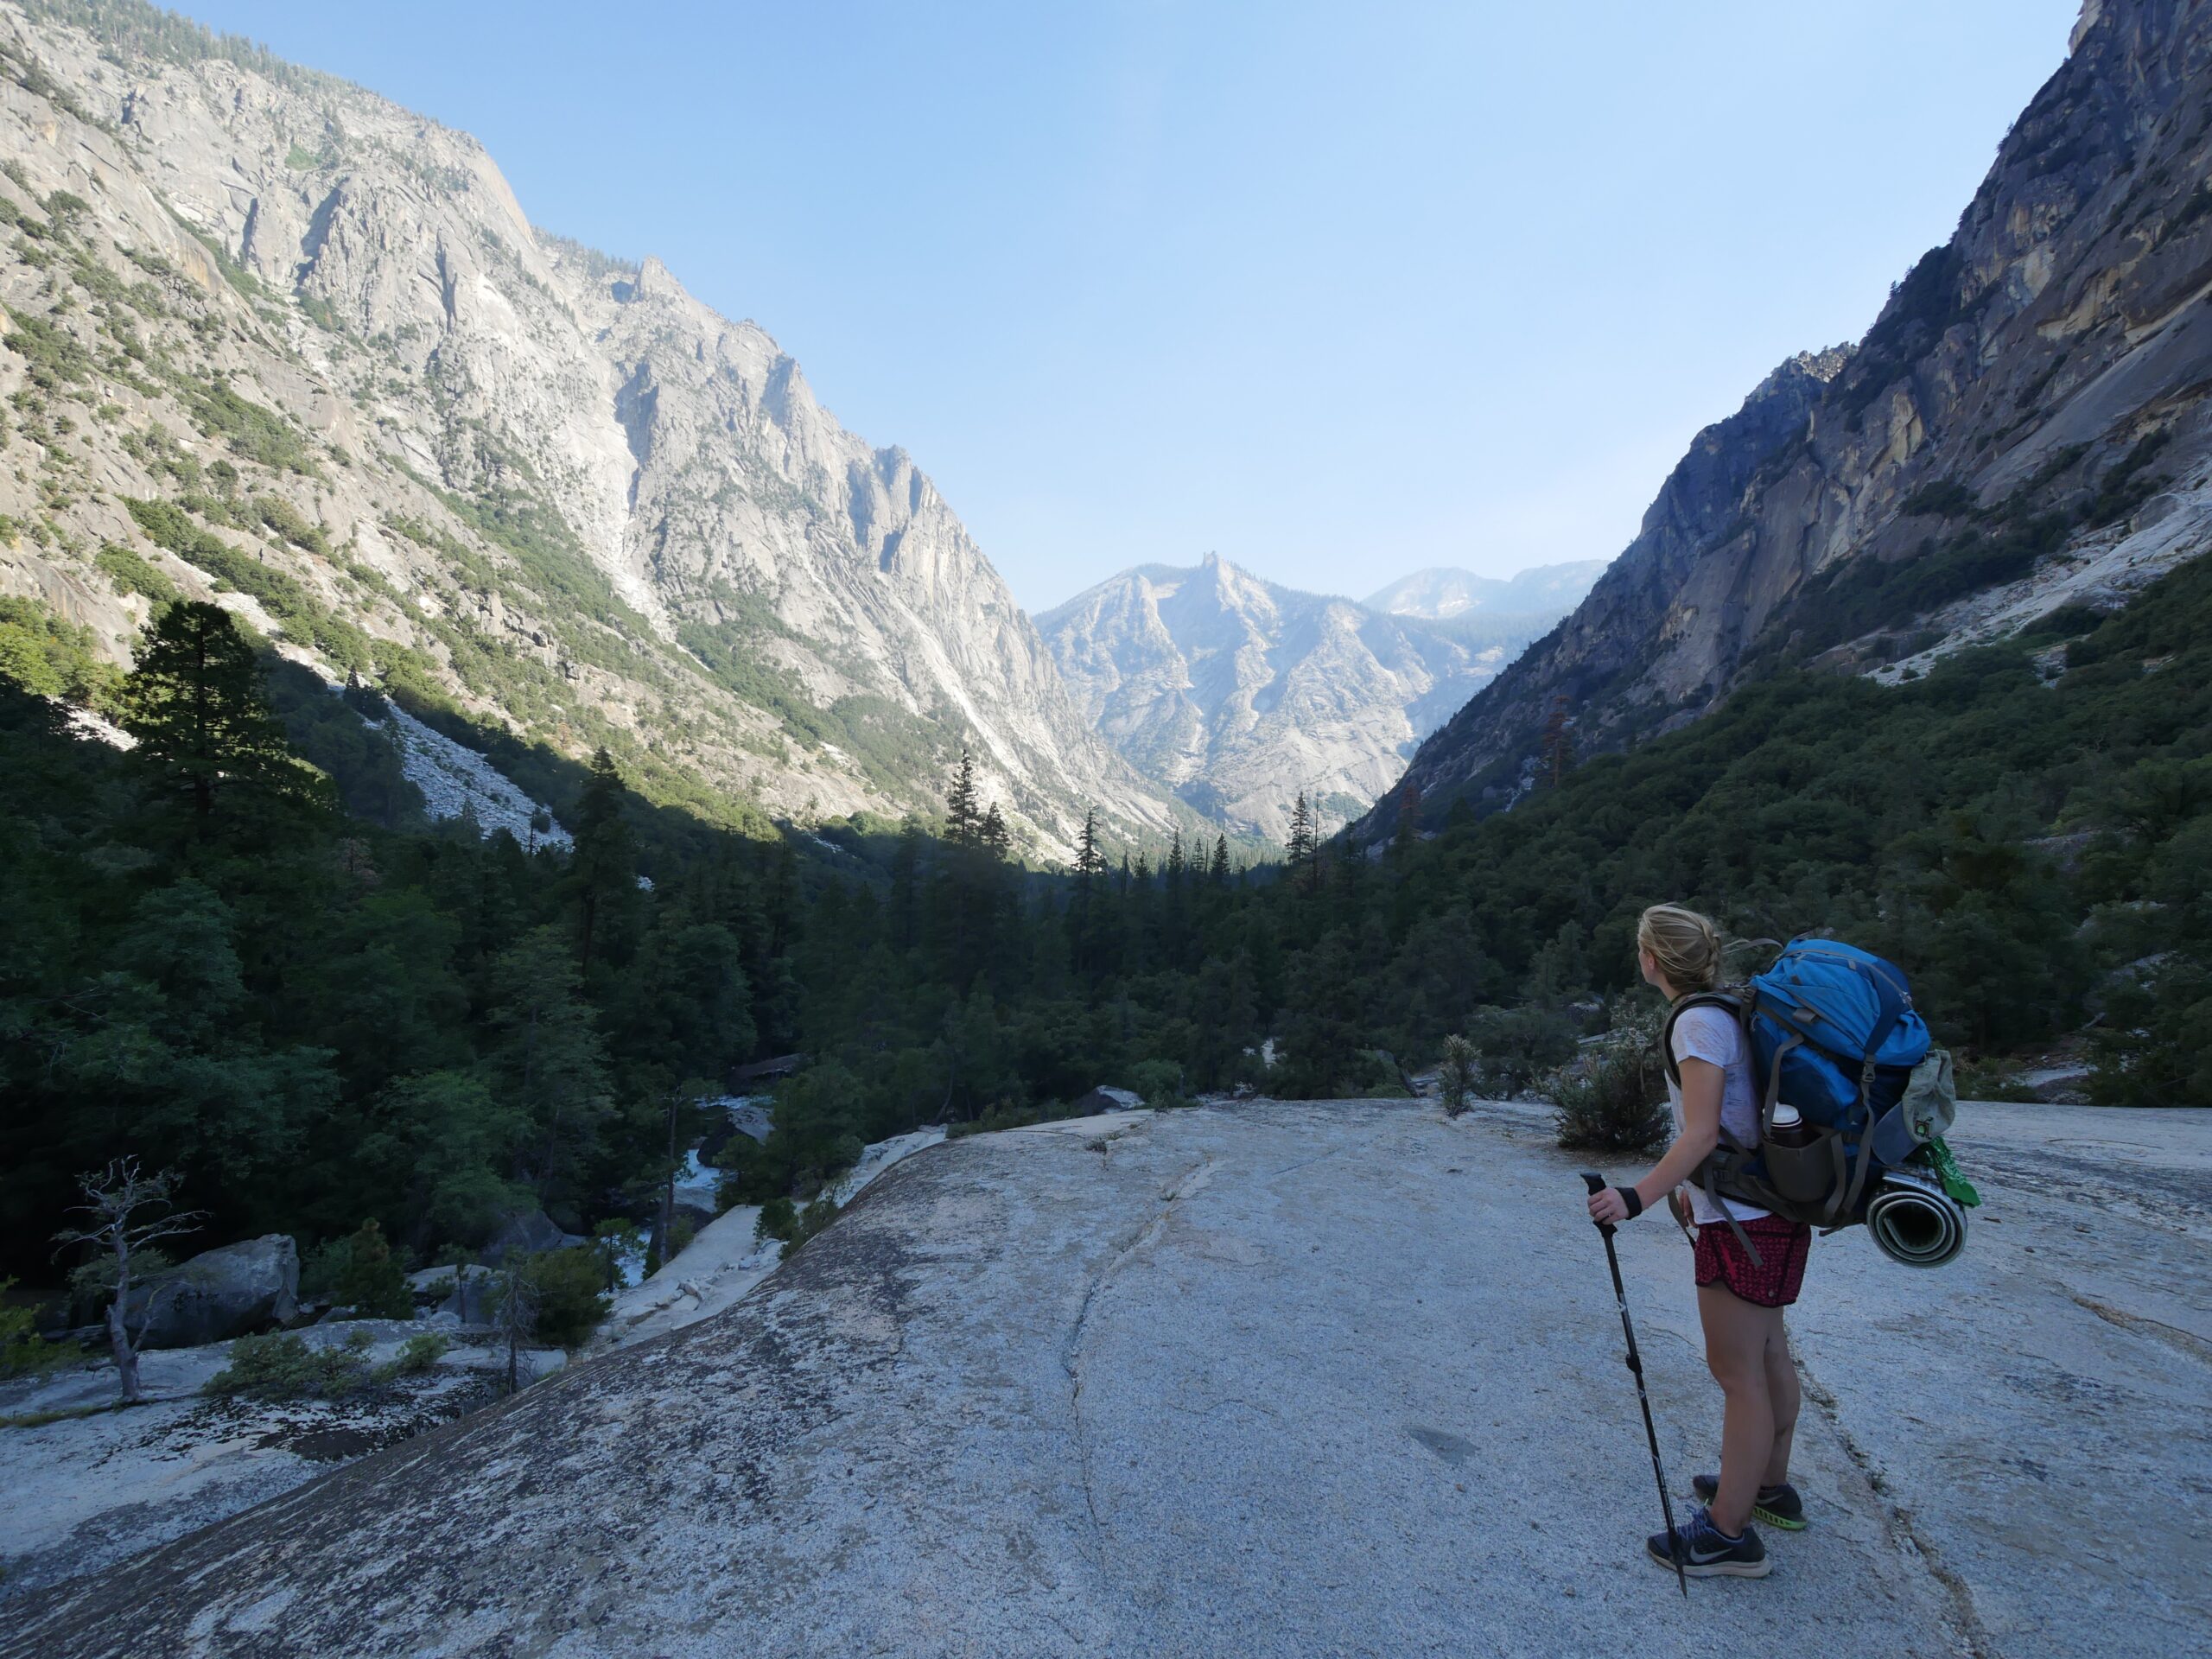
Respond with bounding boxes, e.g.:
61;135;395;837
0;0;1178;857
1361;562;1606;621
1363;0;2212;833
1038;553;1552;840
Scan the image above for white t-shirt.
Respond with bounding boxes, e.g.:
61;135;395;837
1667;1005;1769;1224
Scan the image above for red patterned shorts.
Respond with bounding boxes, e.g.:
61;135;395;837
1694;1214;1812;1308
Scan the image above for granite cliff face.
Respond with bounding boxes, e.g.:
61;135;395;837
0;1;1175;854
1369;0;2212;830
1038;554;1578;839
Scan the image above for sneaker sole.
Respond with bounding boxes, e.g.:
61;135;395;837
1688;1482;1808;1533
1646;1541;1773;1579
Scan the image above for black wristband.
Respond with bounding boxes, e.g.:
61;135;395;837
1615;1185;1644;1220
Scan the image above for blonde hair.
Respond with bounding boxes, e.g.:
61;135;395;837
1637;903;1723;995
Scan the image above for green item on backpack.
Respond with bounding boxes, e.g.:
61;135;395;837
1911;1136;1981;1208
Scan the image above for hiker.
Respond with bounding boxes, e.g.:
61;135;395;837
1584;903;1808;1580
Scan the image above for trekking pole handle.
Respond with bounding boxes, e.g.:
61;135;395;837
1580;1170;1615;1236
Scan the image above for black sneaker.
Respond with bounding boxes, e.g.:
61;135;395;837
1647;1504;1770;1579
1691;1474;1806;1531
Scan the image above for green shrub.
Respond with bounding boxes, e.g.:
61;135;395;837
206;1332;370;1402
944;1096;1110;1138
1900;480;1979;518
124;496;315;623
753;1196;796;1243
95;541;178;607
0;1279;79;1377
753;1194;838;1251
0;594;120;706
376;1332;448;1379
1128;1058;1195;1109
1463;1005;1579;1096
791;1196;838;1250
1437;1034;1478;1117
181;379;316;474
333;1219;412;1319
253;493;329;556
508;1249;608;1349
3;308;92;387
1545;1031;1669;1154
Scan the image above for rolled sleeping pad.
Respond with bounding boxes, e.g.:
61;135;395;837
1866;1168;1967;1268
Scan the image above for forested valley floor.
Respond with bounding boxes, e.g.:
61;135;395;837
3;543;2209;1299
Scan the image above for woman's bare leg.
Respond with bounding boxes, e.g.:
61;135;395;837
1697;1281;1776;1535
1762;1319;1801;1488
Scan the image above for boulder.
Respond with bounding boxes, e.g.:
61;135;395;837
406;1263;501;1325
481;1210;588;1265
125;1235;298;1350
1071;1085;1143;1116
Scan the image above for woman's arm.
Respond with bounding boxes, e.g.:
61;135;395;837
1585;1057;1723;1224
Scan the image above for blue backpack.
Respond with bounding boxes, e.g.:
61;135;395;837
1662;938;1957;1247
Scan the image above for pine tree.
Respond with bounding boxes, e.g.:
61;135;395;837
1542;696;1575;787
980;802;1010;859
1166;827;1185;887
888;817;923;952
334;1217;412;1319
1210;834;1230;885
1287;791;1317;891
946;751;982;846
569;747;636;970
486;925;614;1204
1076;809;1106;881
118;601;315;833
1392;779;1422;856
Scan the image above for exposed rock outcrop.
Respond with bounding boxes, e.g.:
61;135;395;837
1368;0;2212;829
7;1098;2204;1656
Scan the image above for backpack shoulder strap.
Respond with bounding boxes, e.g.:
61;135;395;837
1660;991;1745;1089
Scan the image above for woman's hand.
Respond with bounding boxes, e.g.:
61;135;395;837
1587;1185;1632;1225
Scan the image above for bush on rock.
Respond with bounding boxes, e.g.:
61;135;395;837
1546;997;1668;1154
207;1332;372;1402
510;1249;609;1349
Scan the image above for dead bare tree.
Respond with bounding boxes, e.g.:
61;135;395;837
52;1158;206;1404
494;1258;540;1396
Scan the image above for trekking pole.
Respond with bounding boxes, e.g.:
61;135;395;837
1580;1171;1688;1597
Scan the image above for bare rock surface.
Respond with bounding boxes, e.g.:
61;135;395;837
591;1126;945;1355
6;1096;2204;1657
0;1325;564;1599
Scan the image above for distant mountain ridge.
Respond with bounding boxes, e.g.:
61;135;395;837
1363;562;1608;621
1362;0;2212;835
1038;554;1585;839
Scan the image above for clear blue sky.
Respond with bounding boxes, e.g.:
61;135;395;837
188;1;2083;610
